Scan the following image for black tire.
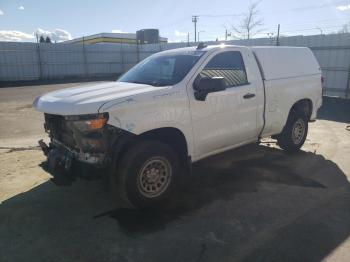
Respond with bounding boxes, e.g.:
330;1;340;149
115;140;179;209
277;109;308;152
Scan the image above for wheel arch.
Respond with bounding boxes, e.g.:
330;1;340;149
290;98;313;120
137;127;189;162
271;98;313;139
111;127;191;175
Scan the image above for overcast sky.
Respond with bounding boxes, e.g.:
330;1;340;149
0;0;349;42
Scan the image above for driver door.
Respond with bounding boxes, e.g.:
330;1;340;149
189;49;258;160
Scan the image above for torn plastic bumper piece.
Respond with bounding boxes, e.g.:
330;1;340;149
38;139;50;156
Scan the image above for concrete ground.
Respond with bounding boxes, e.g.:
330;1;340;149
0;82;350;262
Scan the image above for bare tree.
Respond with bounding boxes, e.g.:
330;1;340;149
231;2;264;40
45;36;52;43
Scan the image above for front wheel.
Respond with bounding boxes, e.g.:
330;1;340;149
277;110;308;152
115;140;179;209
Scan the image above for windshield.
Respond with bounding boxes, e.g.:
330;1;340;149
118;51;205;86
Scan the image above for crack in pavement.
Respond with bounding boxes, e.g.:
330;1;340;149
0;146;40;153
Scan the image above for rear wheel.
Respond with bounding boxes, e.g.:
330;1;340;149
277;109;308;152
115;140;179;209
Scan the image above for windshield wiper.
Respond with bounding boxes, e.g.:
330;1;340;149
150;82;167;87
127;80;167;87
129;80;147;85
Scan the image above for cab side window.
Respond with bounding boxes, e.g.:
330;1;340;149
200;51;248;87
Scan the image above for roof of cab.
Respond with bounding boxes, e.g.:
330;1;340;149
161;44;310;53
156;44;245;55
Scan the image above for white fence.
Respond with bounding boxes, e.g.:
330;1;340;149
0;33;349;98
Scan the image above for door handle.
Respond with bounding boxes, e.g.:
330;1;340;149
243;93;255;99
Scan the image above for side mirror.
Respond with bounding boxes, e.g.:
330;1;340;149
193;76;226;101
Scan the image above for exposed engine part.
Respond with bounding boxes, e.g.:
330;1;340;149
40;114;134;169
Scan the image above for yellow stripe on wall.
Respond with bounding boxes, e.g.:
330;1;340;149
77;37;138;44
76;37;168;45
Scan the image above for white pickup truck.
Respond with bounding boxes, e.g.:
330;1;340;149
34;44;322;208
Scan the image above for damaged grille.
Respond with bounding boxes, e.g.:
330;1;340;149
44;114;77;150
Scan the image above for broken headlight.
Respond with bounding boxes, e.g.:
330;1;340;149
65;113;109;133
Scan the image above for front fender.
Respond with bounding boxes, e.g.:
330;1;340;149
101;87;194;157
108;115;194;158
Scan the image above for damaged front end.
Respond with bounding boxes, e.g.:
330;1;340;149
39;112;120;172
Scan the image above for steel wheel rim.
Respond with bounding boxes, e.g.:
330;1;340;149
137;157;172;198
292;119;305;145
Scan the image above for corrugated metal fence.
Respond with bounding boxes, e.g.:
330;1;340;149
0;33;349;98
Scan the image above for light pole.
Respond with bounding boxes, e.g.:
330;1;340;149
192;16;198;42
198;30;205;42
276;24;280;46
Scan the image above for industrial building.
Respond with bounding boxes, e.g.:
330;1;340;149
64;29;168;45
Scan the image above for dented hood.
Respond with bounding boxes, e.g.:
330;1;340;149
34;81;165;115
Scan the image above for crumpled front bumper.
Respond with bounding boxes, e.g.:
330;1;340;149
39;138;106;172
